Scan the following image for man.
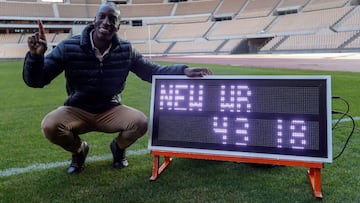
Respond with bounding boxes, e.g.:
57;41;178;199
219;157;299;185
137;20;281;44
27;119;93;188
23;2;212;174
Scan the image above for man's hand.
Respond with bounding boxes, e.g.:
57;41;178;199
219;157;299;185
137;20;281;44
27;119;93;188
184;67;213;77
27;20;48;56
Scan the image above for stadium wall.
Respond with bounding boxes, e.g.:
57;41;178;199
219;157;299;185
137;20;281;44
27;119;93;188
0;0;359;59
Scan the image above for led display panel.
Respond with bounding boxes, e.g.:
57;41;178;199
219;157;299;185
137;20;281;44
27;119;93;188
148;75;332;163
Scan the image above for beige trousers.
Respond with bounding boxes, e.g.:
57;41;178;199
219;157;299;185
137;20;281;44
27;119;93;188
41;105;148;153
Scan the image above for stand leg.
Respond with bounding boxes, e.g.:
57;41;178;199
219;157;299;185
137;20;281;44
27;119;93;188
150;155;159;181
159;156;171;174
150;155;172;181
308;168;322;199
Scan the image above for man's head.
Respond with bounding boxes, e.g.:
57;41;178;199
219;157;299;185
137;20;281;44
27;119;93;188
93;2;121;42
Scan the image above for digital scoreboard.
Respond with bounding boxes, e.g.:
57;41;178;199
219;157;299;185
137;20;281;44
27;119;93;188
148;75;332;163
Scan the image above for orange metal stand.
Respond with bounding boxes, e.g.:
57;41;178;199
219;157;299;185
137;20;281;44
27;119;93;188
308;167;323;199
149;150;324;199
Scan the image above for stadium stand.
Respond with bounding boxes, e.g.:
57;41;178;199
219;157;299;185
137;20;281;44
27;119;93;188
70;0;102;4
132;41;173;55
333;6;360;31
131;0;164;4
217;38;246;53
0;34;21;44
213;0;247;17
259;36;286;52
173;0;221;16
268;7;353;34
145;15;211;25
57;4;99;18
53;33;71;43
207;16;276;39
117;25;162;41
344;33;360;48
272;31;358;51
0;1;54;18
157;22;214;41
0;0;359;59
236;0;281;19
168;39;225;54
119;3;174;18
21;33;56;43
277;0;309;9
303;0;349;12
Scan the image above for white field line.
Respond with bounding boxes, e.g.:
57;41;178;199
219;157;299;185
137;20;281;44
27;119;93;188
332;116;360;124
0;149;149;177
1;117;359;177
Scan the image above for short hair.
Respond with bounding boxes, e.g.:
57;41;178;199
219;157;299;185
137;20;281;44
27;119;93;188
98;1;121;21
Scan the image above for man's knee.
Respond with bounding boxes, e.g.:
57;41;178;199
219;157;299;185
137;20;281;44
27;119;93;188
118;117;148;149
136;115;148;136
41;116;60;142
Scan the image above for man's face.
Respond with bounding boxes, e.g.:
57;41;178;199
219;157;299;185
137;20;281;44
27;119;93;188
93;3;120;41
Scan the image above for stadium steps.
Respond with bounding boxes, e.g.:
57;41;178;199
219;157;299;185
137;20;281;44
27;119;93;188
204;21;219;40
338;31;360;48
153;25;165;42
52;3;59;18
214;39;229;53
154;24;167;41
331;5;358;32
211;0;223;17
299;0;314;12
261;15;280;33
270;35;289;51
170;2;177;16
233;0;250;19
163;41;176;54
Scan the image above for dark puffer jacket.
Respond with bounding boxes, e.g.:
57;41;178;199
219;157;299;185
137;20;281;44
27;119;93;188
23;24;187;113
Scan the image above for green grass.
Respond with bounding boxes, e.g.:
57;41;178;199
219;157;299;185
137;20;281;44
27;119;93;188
1;60;360;202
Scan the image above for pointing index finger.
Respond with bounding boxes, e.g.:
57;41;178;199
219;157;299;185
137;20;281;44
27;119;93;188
38;20;46;41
